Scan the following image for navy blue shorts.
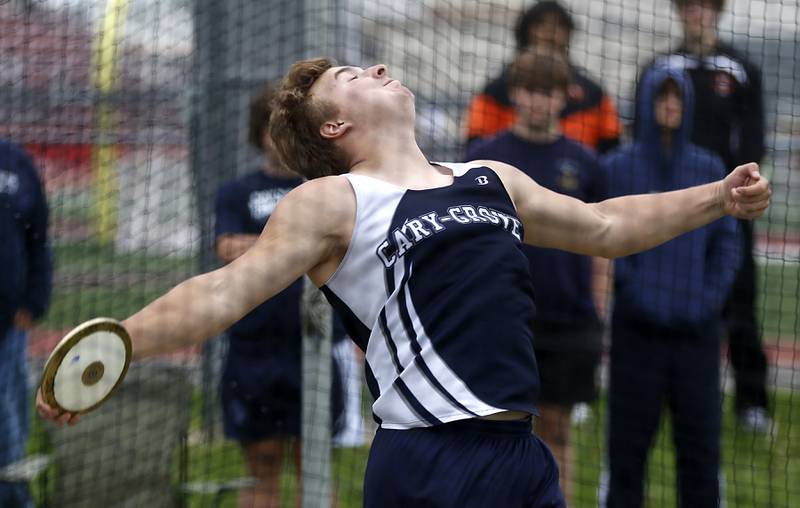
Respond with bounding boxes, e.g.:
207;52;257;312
221;339;302;442
221;338;345;443
364;418;565;508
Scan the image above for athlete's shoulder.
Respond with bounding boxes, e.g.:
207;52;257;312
466;158;517;175
290;173;353;198
465;159;537;203
278;175;355;224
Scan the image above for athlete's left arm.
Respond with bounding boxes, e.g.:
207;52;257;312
473;160;770;259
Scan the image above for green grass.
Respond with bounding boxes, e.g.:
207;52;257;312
159;389;800;508
180;440;369;508
39;243;198;328
572;390;800;507
179;394;368;508
757;262;799;340
756;161;800;236
53;243;197;276
42;287;168;327
26;390;798;508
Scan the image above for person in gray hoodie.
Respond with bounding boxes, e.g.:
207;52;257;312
602;67;740;507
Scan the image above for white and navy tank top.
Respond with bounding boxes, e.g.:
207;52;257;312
321;163;540;430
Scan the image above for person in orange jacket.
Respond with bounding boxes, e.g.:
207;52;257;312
465;1;622;154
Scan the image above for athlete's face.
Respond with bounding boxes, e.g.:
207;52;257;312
310;64;415;140
678;1;719;43
511;87;565;131
654;81;683;131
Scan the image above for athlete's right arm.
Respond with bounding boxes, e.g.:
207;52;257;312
124;176;353;359
37;176;354;425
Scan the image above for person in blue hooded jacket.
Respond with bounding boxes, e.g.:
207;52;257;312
0;138;53;508
602;68;740;507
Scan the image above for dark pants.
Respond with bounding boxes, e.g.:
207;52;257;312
724;219;769;413
0;328;33;508
220;336;345;442
365;418;565;508
606;317;721;508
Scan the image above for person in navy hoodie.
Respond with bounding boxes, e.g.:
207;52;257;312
466;46;607;504
638;0;770;433
0;139;52;508
602;67;740;507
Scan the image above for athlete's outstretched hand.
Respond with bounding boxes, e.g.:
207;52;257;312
722;163;771;220
36;387;81;426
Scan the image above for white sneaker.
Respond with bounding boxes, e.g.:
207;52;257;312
738;407;774;433
571;403;591;425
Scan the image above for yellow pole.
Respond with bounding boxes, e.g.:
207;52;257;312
92;0;129;245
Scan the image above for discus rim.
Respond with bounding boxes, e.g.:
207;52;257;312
39;317;132;414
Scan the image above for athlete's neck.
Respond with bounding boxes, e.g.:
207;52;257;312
347;133;450;189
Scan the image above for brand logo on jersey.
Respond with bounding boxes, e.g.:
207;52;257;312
475;176;489;186
375;205;523;268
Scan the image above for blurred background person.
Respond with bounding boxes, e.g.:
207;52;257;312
465;0;622;154
636;0;770;431
603;68;740;507
0;138;53;508
331;316;367;448
466;47;607;504
215;84;346;507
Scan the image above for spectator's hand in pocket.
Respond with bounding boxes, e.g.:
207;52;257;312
14;309;33;331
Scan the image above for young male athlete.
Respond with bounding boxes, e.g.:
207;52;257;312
38;58;770;508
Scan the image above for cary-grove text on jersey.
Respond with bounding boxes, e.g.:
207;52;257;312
376;204;523;268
